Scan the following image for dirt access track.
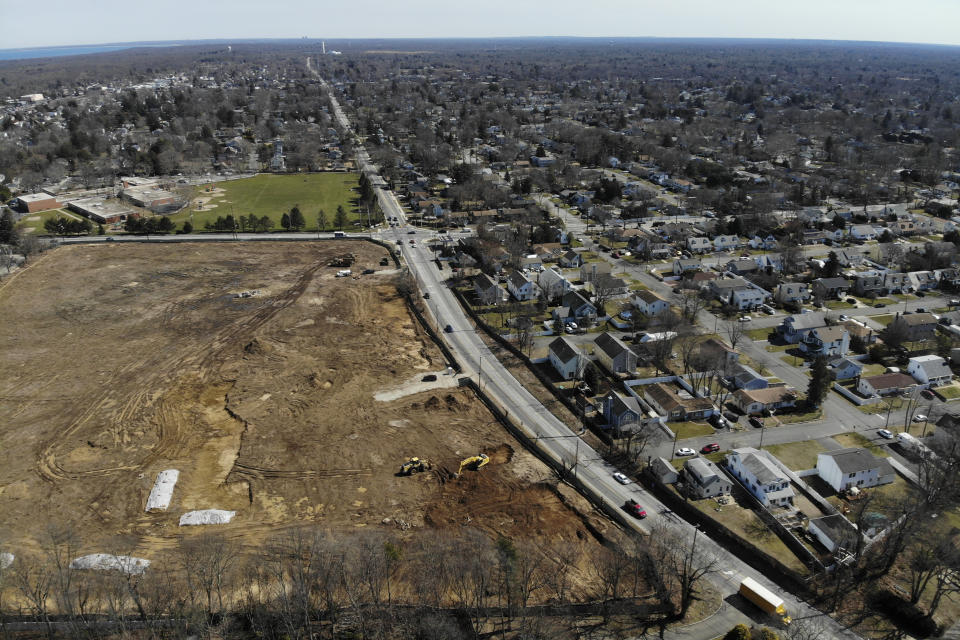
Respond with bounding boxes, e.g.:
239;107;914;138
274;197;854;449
0;242;612;560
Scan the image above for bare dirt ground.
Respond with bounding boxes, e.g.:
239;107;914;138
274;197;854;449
0;242;614;569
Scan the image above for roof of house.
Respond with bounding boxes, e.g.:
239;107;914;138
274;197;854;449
548;337;580;363
815;277;851;289
700;337;735;355
829;357;862;371
861;372;916;390
508;270;532;289
562;291;594;311
809;514;859;550
472;272;498;291
909;355;952;378
783;312;826;331
594;332;631;359
819;447;895;476
810;325;848;342
896;312;937;327
685;457;724;486
645;382;683;412
732;447;788;485
634;289;667;304
607;391;643;419
734;386;797;406
727;258;758;271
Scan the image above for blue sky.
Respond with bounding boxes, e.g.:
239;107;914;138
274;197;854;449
2;0;959;49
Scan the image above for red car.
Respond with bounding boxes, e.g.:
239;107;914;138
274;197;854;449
701;443;720;453
624;499;647;519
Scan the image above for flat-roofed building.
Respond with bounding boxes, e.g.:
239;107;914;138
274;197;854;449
67;197;135;224
12;193;61;213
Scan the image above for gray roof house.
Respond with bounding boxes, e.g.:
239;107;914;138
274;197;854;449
828;357;863;381
602;390;645;432
548;337;582;381
729;363;769;390
777;312;827;344
594;332;637;374
808;514;860;554
816;448;896;493
726;447;795;508
683;457;732;499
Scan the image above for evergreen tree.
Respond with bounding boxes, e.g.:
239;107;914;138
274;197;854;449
289;206;305;231
0;210;15;244
806;356;833;408
182;220;193;234
334;205;348;230
281;212;291;230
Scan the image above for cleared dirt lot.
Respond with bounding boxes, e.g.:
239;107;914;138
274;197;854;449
0;242;611;565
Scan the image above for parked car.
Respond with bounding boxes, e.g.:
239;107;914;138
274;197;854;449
676;447;696;457
873;302;886;308
738;316;752;322
846;298;858;304
749;416;764;428
444;325;453;333
362;269;375;275
838;314;850;321
612;472;631;485
877;429;894;439
423;292;430;299
913;414;928;423
708;414;728;429
701;443;721;453
916;307;926;313
421;374;437;382
723;411;740;424
916;291;926;297
921;389;935;400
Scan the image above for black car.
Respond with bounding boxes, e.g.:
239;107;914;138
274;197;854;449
723;411;740;424
362;269;375;275
749;416;764;429
874;302;886;308
444;325;453;333
916;291;926;297
421;374;437;382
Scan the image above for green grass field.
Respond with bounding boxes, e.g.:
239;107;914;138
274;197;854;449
169;173;362;231
14;208;84;234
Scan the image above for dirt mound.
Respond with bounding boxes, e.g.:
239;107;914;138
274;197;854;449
243;338;269;356
486;443;514;465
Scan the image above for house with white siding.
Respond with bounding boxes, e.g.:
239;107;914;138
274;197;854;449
907;355;953;387
816;448;895;493
727;448;795;508
507;270;540;301
548;337;582;380
632;289;670;316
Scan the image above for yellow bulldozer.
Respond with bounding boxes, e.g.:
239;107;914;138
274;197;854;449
398;457;432;476
456;453;489;477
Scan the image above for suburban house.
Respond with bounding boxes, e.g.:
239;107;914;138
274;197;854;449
507;270;540;301
727;448;795;508
687;236;713;253
857;372;918;397
633;289;670;316
725;258;760;276
538;267;573;300
808;514;860;554
673;258;702;275
554;291;598;325
472;273;503;305
643;382;716;421
729;363;769;390
816;448;896;493
714;235;740;251
602;391;645;431
889;313;938;342
732;387;798;415
908;271;939;292
592;273;630;296
883;272;911;294
709;278;769;310
774;282;812;305
559;250;583;268
800;325;850;357
682;458;732;499
697;337;739;367
843;319;877;345
547;337;582;380
852;273;885;297
593;332;637;374
907;355;953;387
849;224;878;241
812;277;851;301
778;312;827;344
828;357;863;381
580;262;611;284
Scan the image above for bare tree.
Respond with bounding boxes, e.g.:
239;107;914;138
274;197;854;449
179;532;240;618
649;521;718;619
725;320;746;351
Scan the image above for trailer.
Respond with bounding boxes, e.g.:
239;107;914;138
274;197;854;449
739;577;791;625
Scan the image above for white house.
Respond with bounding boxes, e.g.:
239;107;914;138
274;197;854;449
687;236;712;253
907;355;953;388
507;270;540;301
815;448;896;493
800;325;850;357
731;287;768;310
808;514;859;554
547;337;582;380
726;448;795;508
683;458;732;499
713;235;740;251
849;224;879;241
857;372;918;397
632;289;670;316
538;267;574;300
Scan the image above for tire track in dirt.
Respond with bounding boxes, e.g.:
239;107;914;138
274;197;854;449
35;260;325;483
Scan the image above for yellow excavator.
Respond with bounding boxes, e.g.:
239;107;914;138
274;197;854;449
398;457;432;476
456;453;489;477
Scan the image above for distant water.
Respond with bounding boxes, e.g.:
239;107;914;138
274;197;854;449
0;45;138;61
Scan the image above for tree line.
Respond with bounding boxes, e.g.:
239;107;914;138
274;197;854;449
0;519;732;640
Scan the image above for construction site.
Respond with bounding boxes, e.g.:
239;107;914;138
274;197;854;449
0;241;618;583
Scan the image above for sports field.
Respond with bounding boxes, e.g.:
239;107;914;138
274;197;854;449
169;173;362;231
